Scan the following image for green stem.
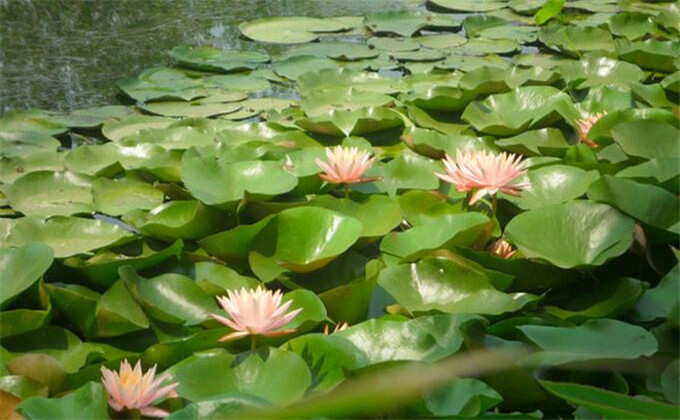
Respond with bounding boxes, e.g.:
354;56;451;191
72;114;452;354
491;194;498;220
344;185;350;199
250;335;258;350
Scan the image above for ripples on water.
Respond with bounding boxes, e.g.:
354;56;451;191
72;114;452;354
0;0;406;113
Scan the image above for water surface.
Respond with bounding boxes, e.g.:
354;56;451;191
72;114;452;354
0;0;406;113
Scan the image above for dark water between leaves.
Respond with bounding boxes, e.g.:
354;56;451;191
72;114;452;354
0;0;407;113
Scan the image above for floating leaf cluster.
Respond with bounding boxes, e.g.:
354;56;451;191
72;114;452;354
1;0;679;419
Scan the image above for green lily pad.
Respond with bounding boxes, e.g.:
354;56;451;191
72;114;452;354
437;54;510;72
140;97;245;118
430;0;507;12
477;24;538;43
284;41;379;62
239;16;351;44
124;200;229;240
64;143;165;176
507;165;600;210
377;151;441;196
272;55;340;81
296;107;403;137
308;195;402;238
378;256;535;315
170;348;311;405
335;313;482;366
17;382;108;420
199;216;274;265
121;267;216;326
558;56;644;88
462;86;574;136
505;201;635;268
181;156;298;207
617;157;680;186
0;243;53;310
540;380;678;420
544;277;646;322
588;175;680;234
92;176;164;216
611;120;680;160
380;213;491;261
169;44;269;73
7;171;93;217
539;25;615;56
417;34;467;49
0;152;64;184
615;39;679;72
633;265;679;322
369;37;421;51
3;216;134;258
424;378;503;417
0;131;61;158
364;11;458;37
283;334;365;392
102;115;176;142
609;12;666;41
495;128;570;156
252;206;362;272
63;240;183;289
459;38;520;55
519;319;657;365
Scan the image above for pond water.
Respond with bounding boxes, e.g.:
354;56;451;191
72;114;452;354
0;0;407;113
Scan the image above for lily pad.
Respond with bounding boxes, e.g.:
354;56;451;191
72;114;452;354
519;319;657;365
615;39;679;72
430;0;507;13
611;120;680;160
169;44;269;72
124;200;229;240
3;216;134;258
308;195;402;238
495;128;570;156
296;107;403;137
539;25;615;56
507;165;600;210
335;313;483;366
558;56;644;88
239;17;351;44
505;201;635;268
7;171;93;217
378;256;535;315
252;206;363;272
272;55;340;81
462;86;574;136
0;243;53;310
364;11;459;37
587;175;680;234
181;156;298;207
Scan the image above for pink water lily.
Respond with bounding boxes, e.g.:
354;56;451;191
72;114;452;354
315;146;375;184
100;359;178;418
576;112;606;147
210;287;302;342
435;150;528;205
489;239;516;259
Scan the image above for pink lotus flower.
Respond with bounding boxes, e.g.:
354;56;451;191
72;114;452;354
315;146;375;184
435;150;528;205
100;359;178;418
210;287;302;342
324;322;350;335
576;112;606;147
489;239;516;259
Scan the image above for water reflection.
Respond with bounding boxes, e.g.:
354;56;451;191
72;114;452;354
0;0;405;112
